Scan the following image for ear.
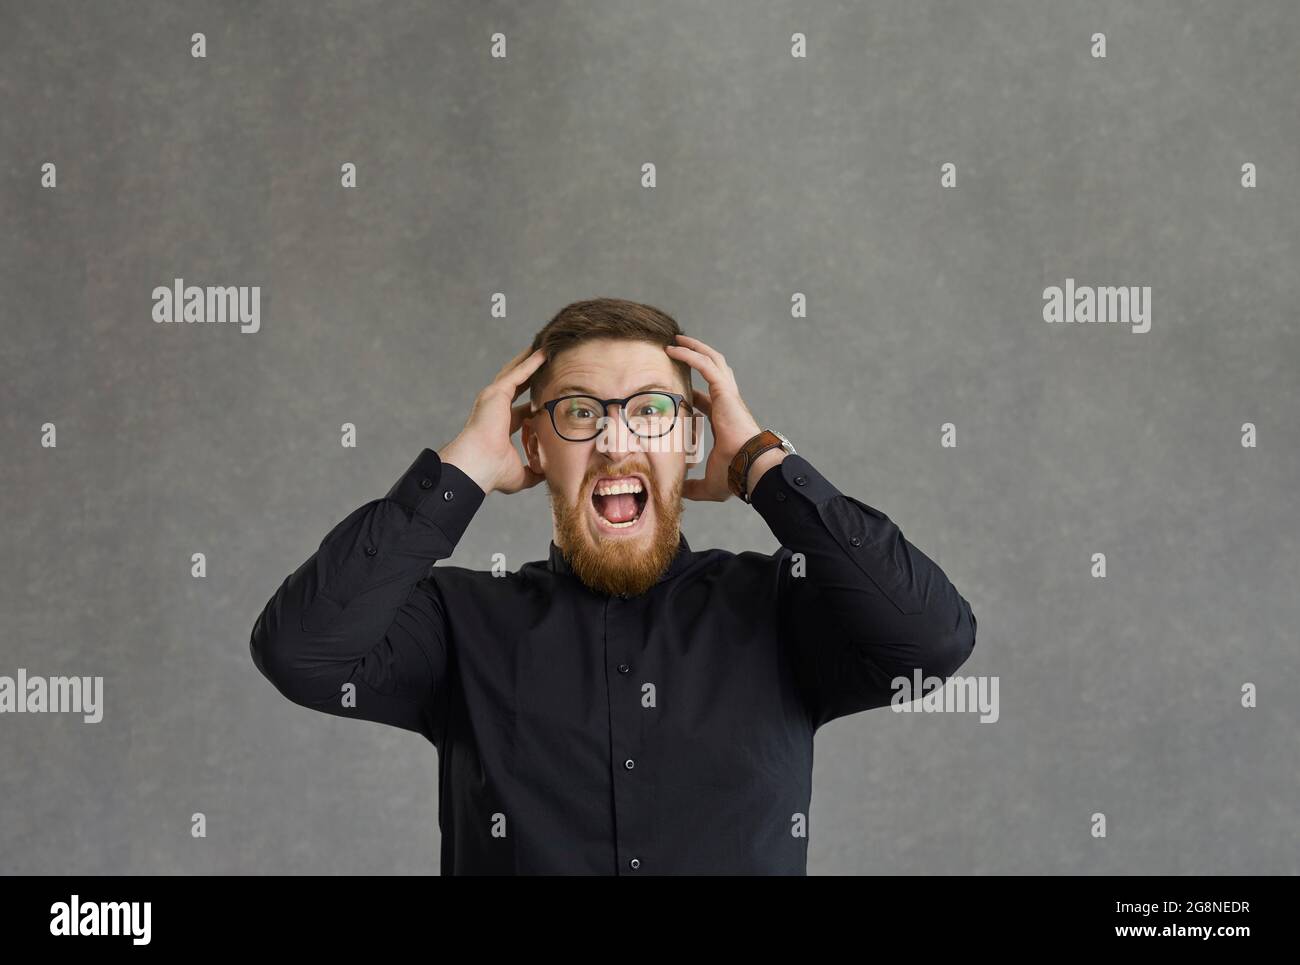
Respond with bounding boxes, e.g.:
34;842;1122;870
522;416;544;476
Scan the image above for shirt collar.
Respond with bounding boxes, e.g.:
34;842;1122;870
547;532;694;591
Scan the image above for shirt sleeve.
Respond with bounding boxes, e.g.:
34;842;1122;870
748;453;978;730
249;448;485;744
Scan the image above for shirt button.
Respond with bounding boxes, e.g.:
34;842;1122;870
443;489;455;501
624;758;635;770
419;477;433;490
617;663;630;674
775;491;786;502
849;535;862;547
364;545;377;556
793;475;807;486
629;857;640;870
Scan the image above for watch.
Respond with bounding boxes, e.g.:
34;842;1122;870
728;429;796;503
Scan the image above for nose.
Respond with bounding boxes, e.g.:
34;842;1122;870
596;403;645;456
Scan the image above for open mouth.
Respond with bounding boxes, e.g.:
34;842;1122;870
590;475;650;530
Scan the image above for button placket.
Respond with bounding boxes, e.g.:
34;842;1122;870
606;592;648;874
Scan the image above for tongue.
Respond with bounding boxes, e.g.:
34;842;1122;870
596;492;639;523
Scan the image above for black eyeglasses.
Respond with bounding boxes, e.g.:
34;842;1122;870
539;392;690;442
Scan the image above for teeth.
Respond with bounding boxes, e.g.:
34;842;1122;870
601;517;640;528
594;479;644;496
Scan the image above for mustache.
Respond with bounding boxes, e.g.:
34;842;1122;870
584;464;654;488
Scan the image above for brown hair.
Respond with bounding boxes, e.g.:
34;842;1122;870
527;297;693;405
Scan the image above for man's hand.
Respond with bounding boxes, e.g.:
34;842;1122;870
665;333;774;502
437;346;547;496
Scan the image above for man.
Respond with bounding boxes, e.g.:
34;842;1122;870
250;297;978;875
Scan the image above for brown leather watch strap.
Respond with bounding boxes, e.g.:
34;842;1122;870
728;429;786;503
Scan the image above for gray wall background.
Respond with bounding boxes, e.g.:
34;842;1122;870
2;0;1296;874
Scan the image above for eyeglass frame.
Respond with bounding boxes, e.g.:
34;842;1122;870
536;391;693;441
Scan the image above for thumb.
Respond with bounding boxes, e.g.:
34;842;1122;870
682;476;718;502
499;460;546;494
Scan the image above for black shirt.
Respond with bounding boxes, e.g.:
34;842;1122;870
250;447;977;875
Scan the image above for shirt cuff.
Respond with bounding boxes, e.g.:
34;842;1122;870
749;453;838;514
385;447;486;545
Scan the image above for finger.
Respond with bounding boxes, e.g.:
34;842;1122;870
683;389;711;444
674;333;727;369
503;462;546;493
496;450;544;492
495;344;534;380
665;343;728;392
503;347;546;383
509;400;534;434
499;348;548;400
682;475;723;502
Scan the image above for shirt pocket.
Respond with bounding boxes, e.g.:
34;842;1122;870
820;495;926;616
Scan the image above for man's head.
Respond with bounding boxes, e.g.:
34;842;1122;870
522;298;695;598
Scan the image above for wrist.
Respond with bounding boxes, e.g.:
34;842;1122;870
727;428;796;502
437;441;495;495
745;447;787;494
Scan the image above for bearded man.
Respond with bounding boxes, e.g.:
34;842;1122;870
250;297;978;875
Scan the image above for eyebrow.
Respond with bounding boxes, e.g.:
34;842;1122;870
552;383;677;397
